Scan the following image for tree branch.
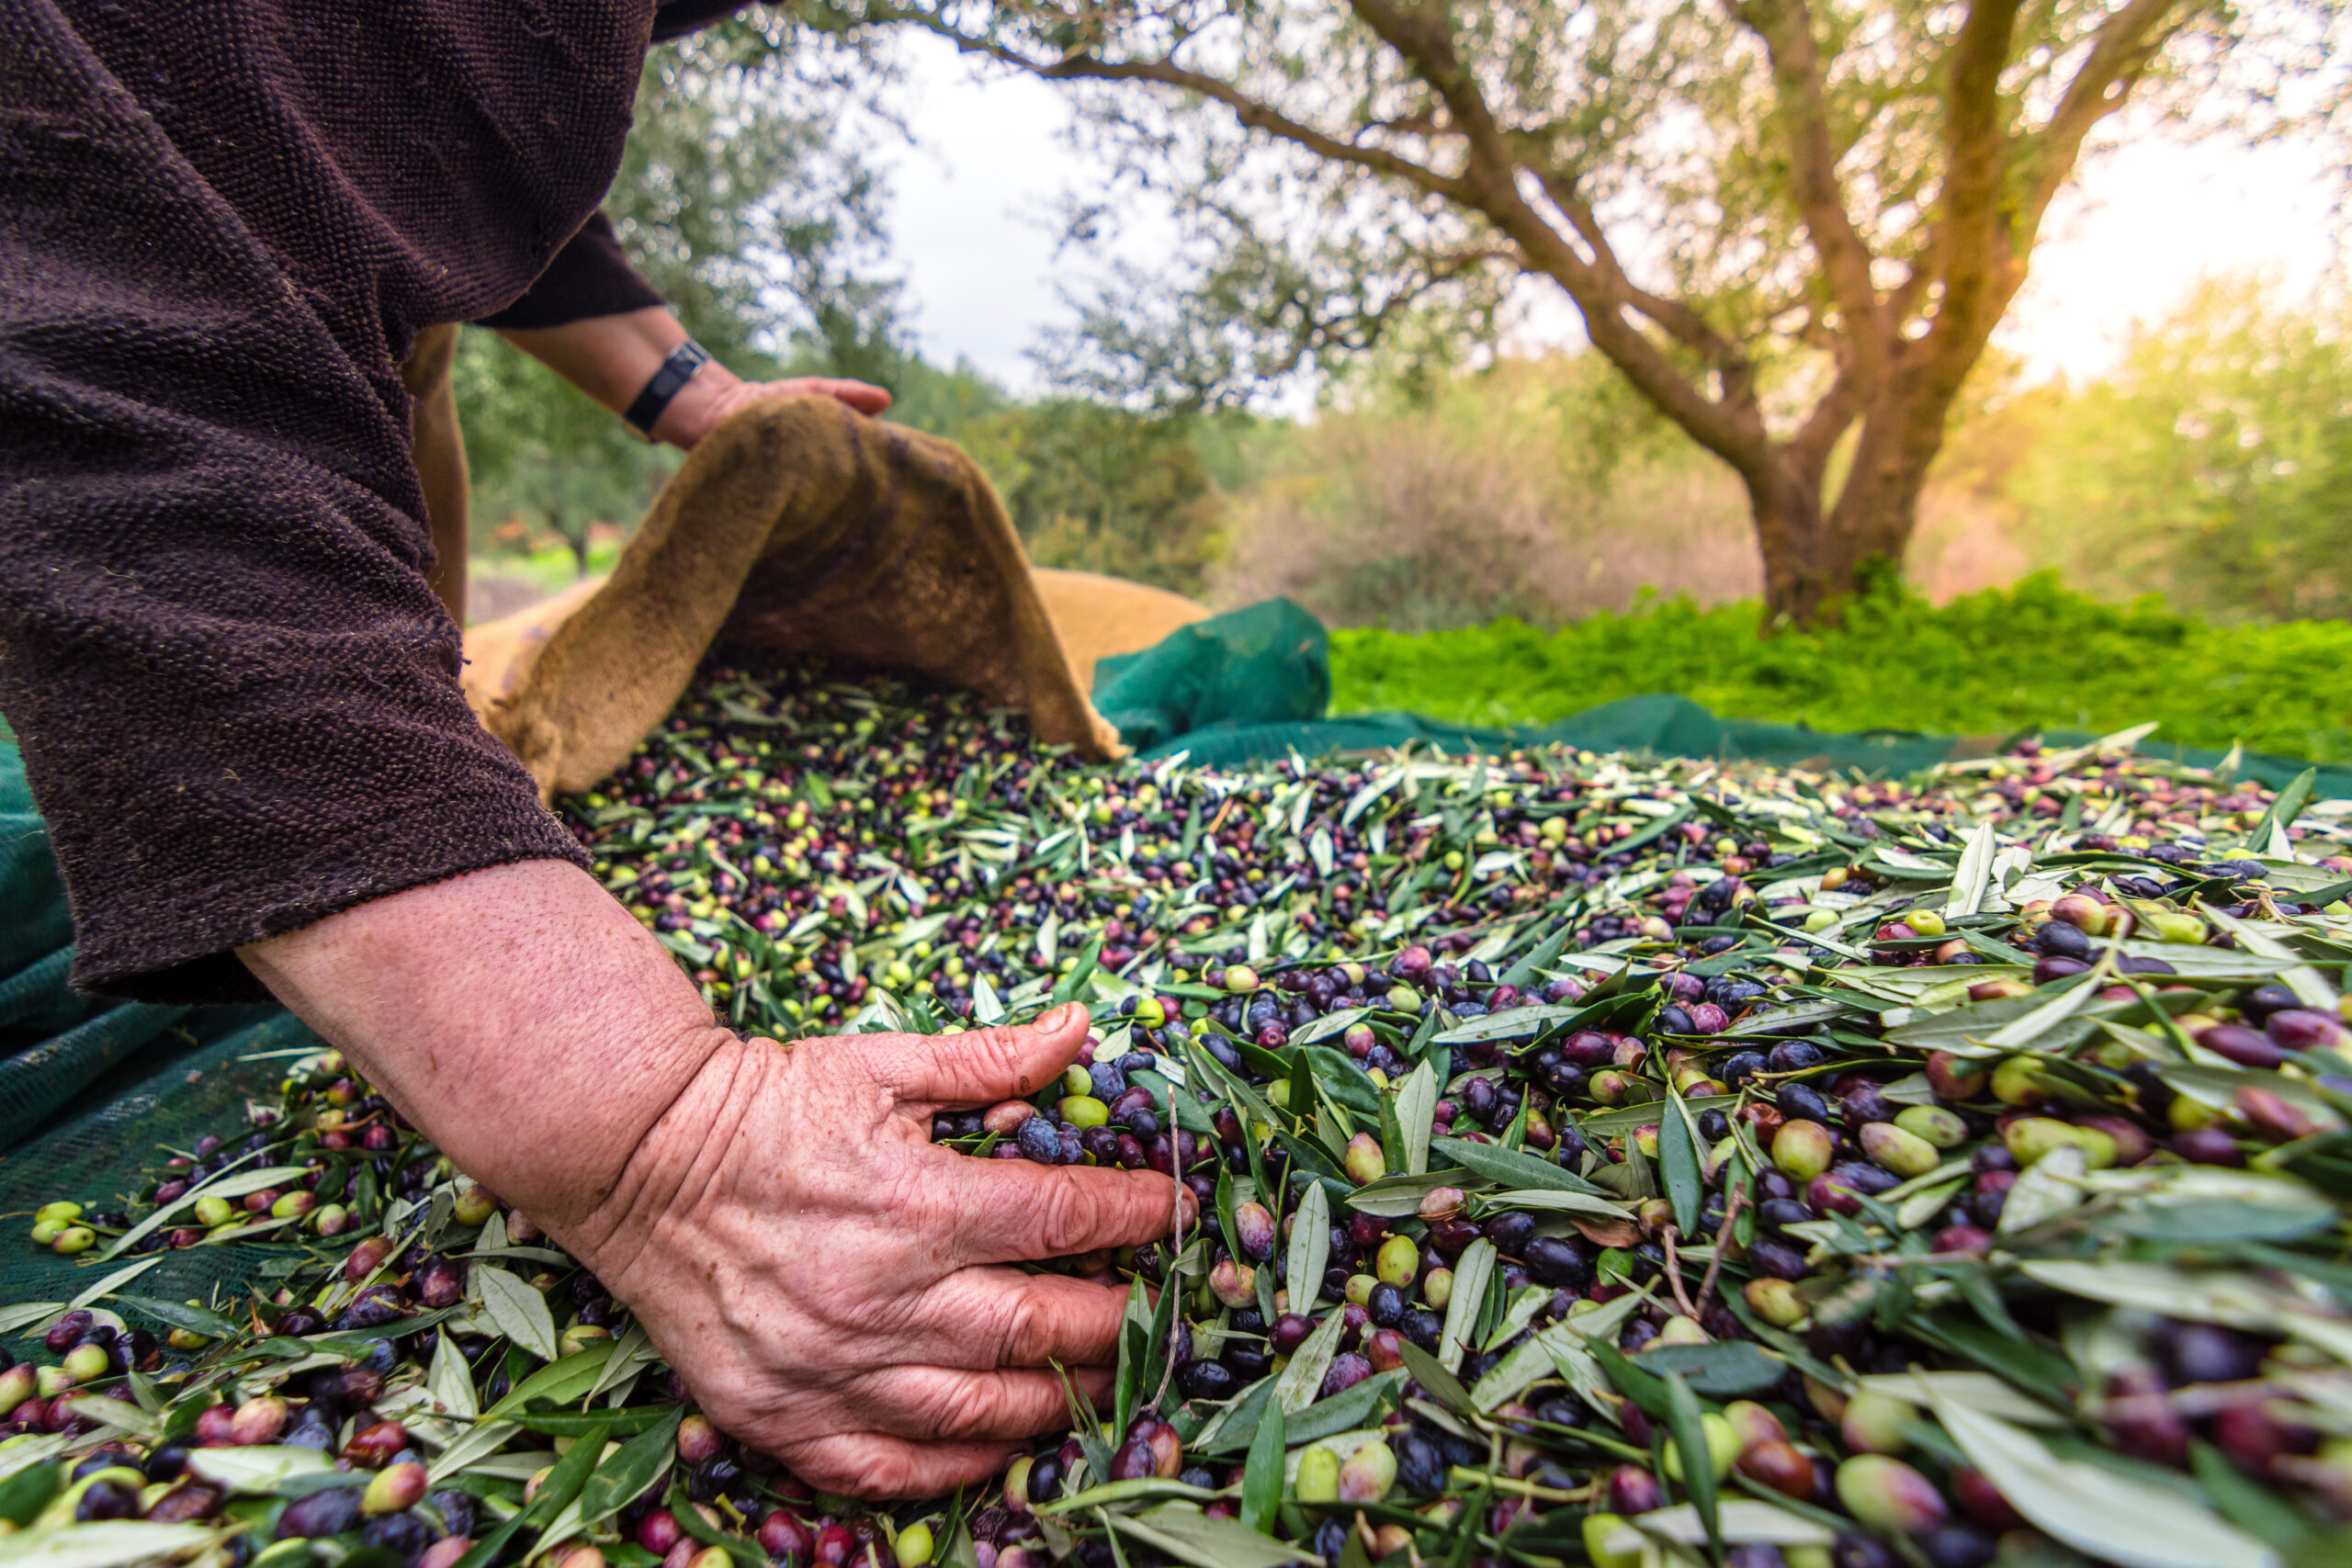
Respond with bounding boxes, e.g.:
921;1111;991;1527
857;3;1471;201
1726;0;1888;384
1345;0;1771;469
2022;0;2188;231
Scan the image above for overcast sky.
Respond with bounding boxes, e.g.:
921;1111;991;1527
879;34;2341;396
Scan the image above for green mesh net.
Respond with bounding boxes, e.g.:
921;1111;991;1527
0;728;329;1323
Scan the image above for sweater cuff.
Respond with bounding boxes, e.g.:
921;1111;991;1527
476;212;666;331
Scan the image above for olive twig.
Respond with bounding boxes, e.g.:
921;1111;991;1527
1691;1185;1748;1317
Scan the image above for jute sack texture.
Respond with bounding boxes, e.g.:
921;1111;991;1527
458;396;1208;798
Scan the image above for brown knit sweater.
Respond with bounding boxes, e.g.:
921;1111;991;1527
0;0;736;1003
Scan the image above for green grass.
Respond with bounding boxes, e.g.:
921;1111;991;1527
1326;573;2352;762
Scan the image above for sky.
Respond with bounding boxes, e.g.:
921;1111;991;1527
879;34;2341;396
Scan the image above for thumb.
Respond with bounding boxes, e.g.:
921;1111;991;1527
860;1003;1091;1107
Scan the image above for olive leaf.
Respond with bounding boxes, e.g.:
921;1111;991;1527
1431;1136;1611;1195
474;1267;560;1363
1438;1239;1497;1374
1286;1182;1330;1314
1110;1505;1324;1568
1659;1089;1702;1237
428;1330;478;1421
482;1339;615;1418
0;1521;223;1567
1659;1371;1720;1556
577;1406;684;1524
1240;1401;1284;1536
1398;1058;1438;1176
114;1296;239;1343
1924;1382;2279;1568
425;1420;521;1483
1996;1145;2088;1234
1638;1342;1786;1398
1272;1309;1346;1416
187;1445;331;1494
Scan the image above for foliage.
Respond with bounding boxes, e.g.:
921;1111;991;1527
1328;572;2352;761
846;0;2350;620
1216;356;1755;630
952;399;1231;594
2000;277;2352;622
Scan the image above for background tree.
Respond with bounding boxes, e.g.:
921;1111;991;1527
1998;277;2352;620
850;0;2346;623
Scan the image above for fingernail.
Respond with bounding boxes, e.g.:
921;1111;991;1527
1037;1002;1078;1032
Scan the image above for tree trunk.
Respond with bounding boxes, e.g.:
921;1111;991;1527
560;519;592;580
1748;373;1960;626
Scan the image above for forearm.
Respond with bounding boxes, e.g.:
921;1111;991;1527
497;307;742;450
237;859;727;1231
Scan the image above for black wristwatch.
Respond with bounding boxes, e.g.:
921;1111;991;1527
623;340;714;437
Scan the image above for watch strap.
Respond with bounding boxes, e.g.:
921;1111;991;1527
623;340;714;436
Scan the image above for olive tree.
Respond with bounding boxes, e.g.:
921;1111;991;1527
845;0;2342;623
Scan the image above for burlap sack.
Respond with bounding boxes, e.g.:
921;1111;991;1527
458;396;1207;798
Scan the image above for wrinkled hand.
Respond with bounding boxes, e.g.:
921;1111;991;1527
653;370;891;450
556;1002;1187;1496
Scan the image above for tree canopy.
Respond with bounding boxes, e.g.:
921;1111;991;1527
847;0;2348;621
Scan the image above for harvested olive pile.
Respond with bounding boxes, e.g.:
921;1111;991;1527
11;661;2352;1568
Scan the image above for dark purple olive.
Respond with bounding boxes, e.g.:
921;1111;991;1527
415;1258;467;1310
45;1310;94;1354
1365;1282;1406;1327
2160;1321;2268;1386
2102;1368;2188;1467
1318;1352;1373;1399
1608;1464;1663;1515
2267;1010;2346;1052
1766;1041;1825;1074
1394;1430;1447;1497
277;1485;368;1540
276;1306;327;1337
1916;1526;1997;1568
2033;956;2090;984
2171;1127;2245;1168
1016;1115;1062;1164
1270;1312;1315;1355
1426;1216;1482;1256
2197;1024;2283;1067
74;1479;141;1521
1777;1083;1832;1124
1758;1199;1815;1231
1842;1083;1895;1124
333;1285;409;1332
1481;1212;1536;1258
2239;983;2301;1022
1720;1050;1767;1086
2037;921;2093;960
360;1513;435;1561
1523;1236;1591;1289
1176;1359;1237;1401
1832;1535;1901;1568
1747;1237;1809;1280
1026;1450;1065;1503
1222;1343;1271;1381
1400;1309;1443;1351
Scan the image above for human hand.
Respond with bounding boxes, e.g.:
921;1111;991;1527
556;1002;1189;1496
242;864;1176;1499
653;369;891;449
